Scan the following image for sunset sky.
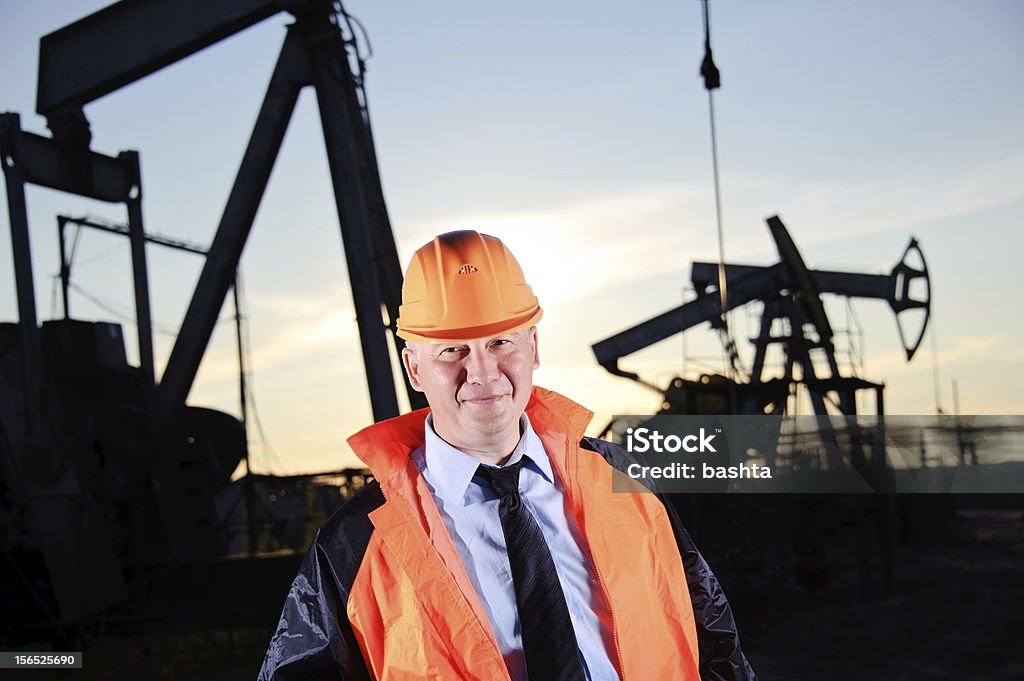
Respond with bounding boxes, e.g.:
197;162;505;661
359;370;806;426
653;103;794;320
2;1;1022;473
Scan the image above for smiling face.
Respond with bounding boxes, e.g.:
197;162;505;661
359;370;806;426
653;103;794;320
402;327;539;463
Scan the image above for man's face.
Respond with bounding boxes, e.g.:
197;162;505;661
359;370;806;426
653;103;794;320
402;327;539;458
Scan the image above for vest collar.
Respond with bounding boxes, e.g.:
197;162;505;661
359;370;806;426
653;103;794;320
347;386;594;482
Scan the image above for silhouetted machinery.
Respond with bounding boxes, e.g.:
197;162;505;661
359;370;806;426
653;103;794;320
592;215;931;421
1;0;422;640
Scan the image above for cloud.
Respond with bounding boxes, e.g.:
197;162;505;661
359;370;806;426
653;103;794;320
397;152;1024;313
167;290;359;395
723;153;1024;253
867;332;1006;378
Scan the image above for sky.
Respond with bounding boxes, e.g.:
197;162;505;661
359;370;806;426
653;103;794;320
1;1;1022;474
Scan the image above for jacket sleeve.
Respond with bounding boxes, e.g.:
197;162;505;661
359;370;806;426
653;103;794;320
659;494;758;681
259;483;383;681
580;437;758;681
257;541;371;681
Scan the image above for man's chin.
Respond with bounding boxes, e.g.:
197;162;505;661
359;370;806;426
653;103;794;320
460;405;516;432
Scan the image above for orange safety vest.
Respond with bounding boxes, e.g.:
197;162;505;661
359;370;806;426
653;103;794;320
259;387;756;681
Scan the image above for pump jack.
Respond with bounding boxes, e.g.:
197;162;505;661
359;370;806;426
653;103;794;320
1;0;424;631
592;215;930;420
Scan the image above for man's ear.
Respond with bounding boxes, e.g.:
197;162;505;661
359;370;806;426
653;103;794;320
529;326;540;370
402;346;425;392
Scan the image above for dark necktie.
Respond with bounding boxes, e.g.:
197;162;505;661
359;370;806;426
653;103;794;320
475;459;587;681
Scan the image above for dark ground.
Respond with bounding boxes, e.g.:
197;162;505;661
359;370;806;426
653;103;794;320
706;497;1024;681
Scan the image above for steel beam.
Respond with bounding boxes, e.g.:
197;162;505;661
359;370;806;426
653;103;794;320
0;117;134;202
122;151;155;386
1;114;43;432
768;215;834;344
591;266;782;371
750;297;780;383
152;28;307;436
692;262;892;300
57;217;71;318
37;0;284;116
60;215;208;255
354;90;426;412
305;14;400;420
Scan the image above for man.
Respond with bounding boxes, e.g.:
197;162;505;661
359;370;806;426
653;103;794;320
259;231;756;680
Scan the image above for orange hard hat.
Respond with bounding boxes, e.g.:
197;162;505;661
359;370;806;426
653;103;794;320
396;230;543;343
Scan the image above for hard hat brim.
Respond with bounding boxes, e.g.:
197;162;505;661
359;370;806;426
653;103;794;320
396;307;543;344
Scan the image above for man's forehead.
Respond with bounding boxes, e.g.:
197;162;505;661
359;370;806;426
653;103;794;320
412;328;533;352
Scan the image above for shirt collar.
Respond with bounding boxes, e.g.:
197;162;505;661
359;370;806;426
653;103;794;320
423;413;553;506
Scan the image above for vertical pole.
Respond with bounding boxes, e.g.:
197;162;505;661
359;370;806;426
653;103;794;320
789;295;844;470
122;150;156;387
234;273;256;557
57;216;70;319
1;115;43;433
306;14;399;420
875;385;894;595
874;385;889;484
354;95;426;411
952;378;965;465
750;298;777;383
930;321;943;415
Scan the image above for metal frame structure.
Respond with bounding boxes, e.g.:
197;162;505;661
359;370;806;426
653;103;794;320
1;1;426;626
592;215;930;418
6;0;425;445
591;216;929;488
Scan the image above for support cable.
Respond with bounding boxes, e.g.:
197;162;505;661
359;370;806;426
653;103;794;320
235;272;287;475
698;0;740;382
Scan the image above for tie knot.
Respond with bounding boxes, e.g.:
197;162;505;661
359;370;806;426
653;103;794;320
475;460;525;498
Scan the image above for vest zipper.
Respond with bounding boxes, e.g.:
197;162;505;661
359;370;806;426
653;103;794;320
591;545;625;680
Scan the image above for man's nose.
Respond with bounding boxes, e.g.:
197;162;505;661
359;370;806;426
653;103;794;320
464;349;500;384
